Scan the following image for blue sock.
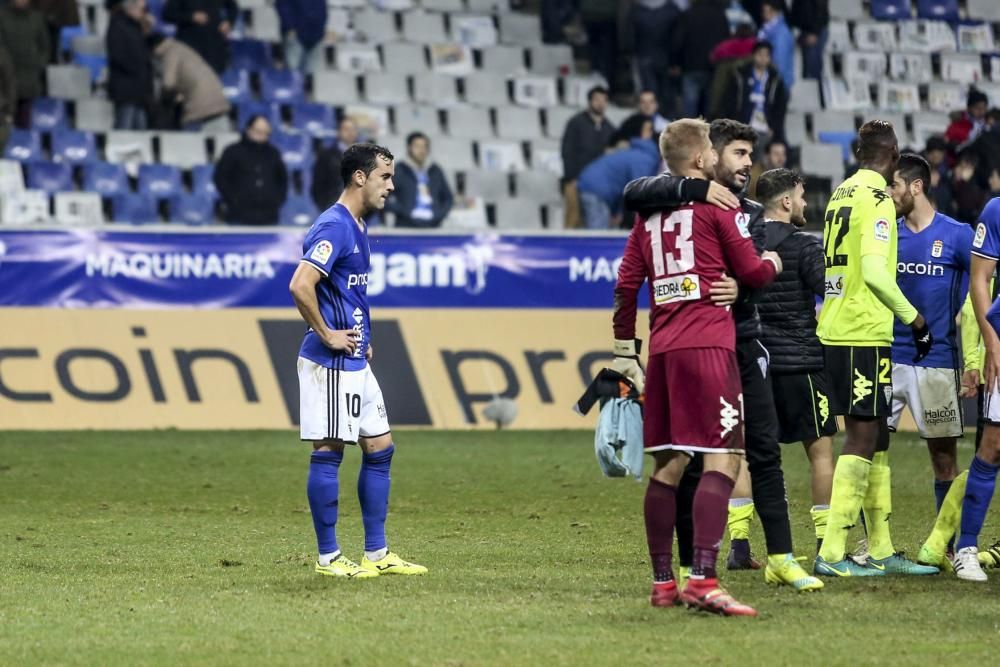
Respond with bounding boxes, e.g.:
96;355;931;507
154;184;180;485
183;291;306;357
358;445;394;552
307;450;343;556
957;456;1000;551
933;478;952;513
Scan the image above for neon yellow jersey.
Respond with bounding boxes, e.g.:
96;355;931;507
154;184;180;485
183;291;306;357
817;169;899;347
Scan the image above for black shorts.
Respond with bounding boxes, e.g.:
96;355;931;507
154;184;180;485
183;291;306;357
772;370;839;443
825;345;892;419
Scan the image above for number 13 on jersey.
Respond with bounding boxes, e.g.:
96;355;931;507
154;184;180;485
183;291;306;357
644;210;702;305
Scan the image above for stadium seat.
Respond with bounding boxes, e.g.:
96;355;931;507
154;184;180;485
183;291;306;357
812;110;857;137
83;161;129;198
247;5;282;42
352;9;398;43
168;193;215;225
1;189;50;225
401;10;447;43
498;13;541;46
236;101;282;131
191;164;218;200
528;44;573;75
801;143;845;183
544;106;576;138
364;72;411;105
334;44;382;74
279;195;319;226
462;72;511;107
430;136;476;171
494;198;542;229
967;0;1000;20
53;191;104;225
291;103;336;137
869;0;911;20
111;192;159;224
447;107;493;139
788;79;823;112
52;129;98;164
817;131;857;162
46;64;92;98
412;73;458;107
72;53;108;83
260;69;305;103
785;111;808;146
3;130;43;162
221;69;253;104
393;104;442;136
104;131;155;166
229;39;273;71
27;161;74;193
495;107;542;140
481;46;526;74
463;168;509;200
311;71;361;105
59;25;87;58
469;0;511;11
917;0;959;21
30;98;68;132
137;163;183;200
157;132;209;169
74;98;114;132
420;0;463;9
829;0;865;20
380;43;428;74
0;158;26;194
272;130;313;171
515;170;561;205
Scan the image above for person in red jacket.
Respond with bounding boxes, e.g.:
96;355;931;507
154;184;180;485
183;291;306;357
945;88;988;148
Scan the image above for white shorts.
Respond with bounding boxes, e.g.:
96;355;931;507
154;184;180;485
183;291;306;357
983;384;1000;425
887;363;962;439
297;357;390;442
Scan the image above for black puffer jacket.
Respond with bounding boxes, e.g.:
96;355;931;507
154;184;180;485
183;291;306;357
622;174;765;341
757;220;827;373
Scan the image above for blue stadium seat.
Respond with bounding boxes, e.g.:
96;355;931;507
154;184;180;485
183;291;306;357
4;130;43;162
221;69;253;104
869;0;911;19
279;195;319;226
272;130;313;171
917;0;959;20
60;25;87;56
73;53;108;83
818;131;857;163
138;164;183;200
27;161;74;193
168;193;215;225
260;69;304;103
83;161;129;197
291;102;335;137
112;193;159;224
52;128;98;164
229;39;273;72
237;101;282;131
191;163;218;200
31;98;68;131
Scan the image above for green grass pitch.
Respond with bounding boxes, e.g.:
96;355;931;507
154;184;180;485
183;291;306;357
1;430;998;666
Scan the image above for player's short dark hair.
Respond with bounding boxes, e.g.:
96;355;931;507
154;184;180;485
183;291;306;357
406;131;429;147
752;39;773;55
710;118;758;152
756;168;803;207
856;119;898;164
587;86;609;103
896;153;931;190
340;142;394;186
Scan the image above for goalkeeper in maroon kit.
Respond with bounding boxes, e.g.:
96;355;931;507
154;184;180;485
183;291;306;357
612;119;783;617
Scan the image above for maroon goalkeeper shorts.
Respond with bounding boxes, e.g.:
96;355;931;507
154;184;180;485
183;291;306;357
643;347;745;454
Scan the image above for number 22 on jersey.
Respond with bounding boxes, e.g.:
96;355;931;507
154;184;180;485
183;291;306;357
644;209;702;305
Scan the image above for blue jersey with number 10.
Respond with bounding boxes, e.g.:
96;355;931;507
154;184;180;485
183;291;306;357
974;198;1000;334
298;203;371;371
892;212;972;369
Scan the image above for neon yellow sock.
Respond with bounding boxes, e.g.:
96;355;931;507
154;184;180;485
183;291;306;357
810;505;830;540
863;451;894;560
818;455;871;562
727;500;755;541
923;469;969;554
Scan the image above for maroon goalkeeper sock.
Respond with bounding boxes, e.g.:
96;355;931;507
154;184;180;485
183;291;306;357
691;471;736;580
644;478;678;582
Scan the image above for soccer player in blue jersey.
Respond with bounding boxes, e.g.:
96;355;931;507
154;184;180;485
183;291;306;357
884;154;976;565
289;143;427;579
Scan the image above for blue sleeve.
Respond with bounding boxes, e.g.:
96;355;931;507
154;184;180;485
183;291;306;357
972;197;1000;261
301;223;351;276
955;222;973;274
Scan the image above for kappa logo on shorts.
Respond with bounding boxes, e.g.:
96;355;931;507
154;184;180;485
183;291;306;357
852;369;873;406
816;391;829;423
720;396;740;438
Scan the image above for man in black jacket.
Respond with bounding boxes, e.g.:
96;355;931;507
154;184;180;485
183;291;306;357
789;0;829;80
623;119;821;591
162;0;237;74
385;132;454;228
107;0;153;129
724;41;789;144
214;115;288;225
756;168;835;553
561;85;615;228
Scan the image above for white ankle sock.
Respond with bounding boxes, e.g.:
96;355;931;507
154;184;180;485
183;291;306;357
365;547;388;562
318;550;341;566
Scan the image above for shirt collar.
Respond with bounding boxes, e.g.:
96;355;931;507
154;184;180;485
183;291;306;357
853;168;888;189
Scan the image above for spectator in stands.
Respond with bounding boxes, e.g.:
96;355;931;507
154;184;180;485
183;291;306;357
32;0;80;64
214;114;288;225
0;0;49;129
385;132;454;229
923;135;954;215
276;0;326;73
952;149;988;224
631;0;679;114
967;107;1000;188
561;85;615;228
162;0;237;74
990;167;1000;201
310;116;358;210
945;88;989;149
710;21;757;64
724;40;788;144
758;0;794;88
582;0;618;92
107;0;153;130
576;119;661;229
612;89;669;146
149;33;229;130
670;0;730;117
0;45;14;152
541;0;583;45
707;21;756;118
749;138;787;196
788;0;828;81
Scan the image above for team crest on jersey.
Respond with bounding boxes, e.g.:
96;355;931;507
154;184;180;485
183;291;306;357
884;385;893;405
931;240;943;258
735;212;751;239
974;222;987;249
874;219;890;242
311;240;333;263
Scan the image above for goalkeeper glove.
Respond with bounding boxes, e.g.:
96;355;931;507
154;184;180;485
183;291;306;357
911;318;933;363
611;339;645;394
